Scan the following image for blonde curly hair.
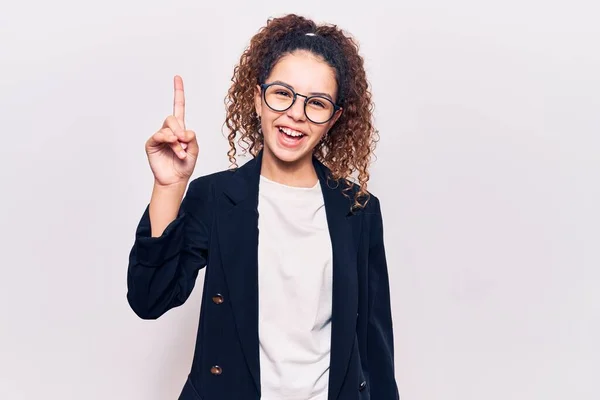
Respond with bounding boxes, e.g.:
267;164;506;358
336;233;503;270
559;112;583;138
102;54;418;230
223;14;378;209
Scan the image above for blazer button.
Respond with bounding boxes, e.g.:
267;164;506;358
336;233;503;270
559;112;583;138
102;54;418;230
359;380;367;391
212;294;224;304
210;365;222;375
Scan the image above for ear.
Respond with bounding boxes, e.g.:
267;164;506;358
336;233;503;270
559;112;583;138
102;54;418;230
254;85;262;118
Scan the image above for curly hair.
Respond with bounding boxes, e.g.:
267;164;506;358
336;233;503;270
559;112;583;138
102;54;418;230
223;14;378;209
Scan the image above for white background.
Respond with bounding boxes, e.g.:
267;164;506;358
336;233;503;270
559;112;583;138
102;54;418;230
1;1;598;399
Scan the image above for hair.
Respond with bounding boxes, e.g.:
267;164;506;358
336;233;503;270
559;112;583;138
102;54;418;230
224;14;378;209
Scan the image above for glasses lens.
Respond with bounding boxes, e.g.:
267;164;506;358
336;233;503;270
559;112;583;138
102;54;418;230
264;84;294;111
305;96;335;124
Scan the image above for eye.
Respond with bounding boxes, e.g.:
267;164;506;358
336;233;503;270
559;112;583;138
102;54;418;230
308;99;326;109
275;90;292;97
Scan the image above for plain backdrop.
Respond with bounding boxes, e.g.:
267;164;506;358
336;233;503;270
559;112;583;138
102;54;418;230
1;1;598;399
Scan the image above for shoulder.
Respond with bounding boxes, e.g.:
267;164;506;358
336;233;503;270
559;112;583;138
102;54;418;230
362;190;382;216
187;155;260;197
322;172;383;218
188;169;232;190
338;177;382;216
179;168;236;220
185;167;239;198
349;184;383;240
173;170;231;213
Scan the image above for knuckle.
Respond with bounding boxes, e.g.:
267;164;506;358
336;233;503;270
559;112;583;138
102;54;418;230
156;129;168;140
152;131;163;142
158;129;175;142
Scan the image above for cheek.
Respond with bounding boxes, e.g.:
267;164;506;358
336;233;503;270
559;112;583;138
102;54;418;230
262;112;278;128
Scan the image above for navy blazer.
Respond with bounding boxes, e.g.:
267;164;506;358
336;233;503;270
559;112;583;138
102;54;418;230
127;151;399;400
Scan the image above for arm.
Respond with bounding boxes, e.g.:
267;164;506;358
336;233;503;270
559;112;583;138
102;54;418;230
148;181;187;238
367;196;400;399
126;177;212;319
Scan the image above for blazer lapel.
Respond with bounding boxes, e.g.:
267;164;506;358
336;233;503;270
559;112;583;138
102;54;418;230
216;152;262;394
314;158;362;400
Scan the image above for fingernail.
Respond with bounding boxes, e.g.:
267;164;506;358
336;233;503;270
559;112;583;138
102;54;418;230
179;151;187;158
181;142;187;150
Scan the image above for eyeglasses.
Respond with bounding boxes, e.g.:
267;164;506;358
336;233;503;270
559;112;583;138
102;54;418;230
260;82;342;124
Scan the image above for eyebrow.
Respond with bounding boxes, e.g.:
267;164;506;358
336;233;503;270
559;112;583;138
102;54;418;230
270;80;335;102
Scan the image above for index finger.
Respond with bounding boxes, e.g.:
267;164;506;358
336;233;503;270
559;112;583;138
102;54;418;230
173;75;185;128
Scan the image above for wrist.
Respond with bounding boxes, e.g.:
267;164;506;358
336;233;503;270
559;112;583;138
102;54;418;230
153;179;188;192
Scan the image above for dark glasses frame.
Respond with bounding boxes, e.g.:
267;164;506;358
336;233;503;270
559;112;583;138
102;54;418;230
260;82;343;124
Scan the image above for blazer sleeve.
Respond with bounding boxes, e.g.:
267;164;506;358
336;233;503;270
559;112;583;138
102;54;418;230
367;196;400;399
126;177;213;320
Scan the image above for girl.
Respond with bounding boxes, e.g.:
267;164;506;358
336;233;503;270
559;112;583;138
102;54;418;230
127;13;399;400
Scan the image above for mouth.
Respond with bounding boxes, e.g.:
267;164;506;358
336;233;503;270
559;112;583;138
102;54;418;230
277;126;306;139
276;126;307;148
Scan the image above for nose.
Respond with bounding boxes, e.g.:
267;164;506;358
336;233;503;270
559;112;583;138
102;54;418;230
286;96;306;122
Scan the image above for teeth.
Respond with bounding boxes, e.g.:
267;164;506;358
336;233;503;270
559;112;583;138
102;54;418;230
280;127;303;137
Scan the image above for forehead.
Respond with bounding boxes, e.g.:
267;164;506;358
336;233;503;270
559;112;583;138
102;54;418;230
267;50;337;97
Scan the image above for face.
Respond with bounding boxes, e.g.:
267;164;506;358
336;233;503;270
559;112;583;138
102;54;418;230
254;50;342;166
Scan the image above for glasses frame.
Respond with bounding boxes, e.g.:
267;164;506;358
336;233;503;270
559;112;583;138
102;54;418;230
260;82;342;124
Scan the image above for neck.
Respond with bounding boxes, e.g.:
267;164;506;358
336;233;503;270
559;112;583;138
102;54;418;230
260;149;318;188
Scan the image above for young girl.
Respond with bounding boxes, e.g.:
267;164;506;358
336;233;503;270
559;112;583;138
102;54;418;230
127;14;399;400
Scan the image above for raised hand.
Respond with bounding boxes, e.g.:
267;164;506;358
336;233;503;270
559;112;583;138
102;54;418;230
145;75;199;187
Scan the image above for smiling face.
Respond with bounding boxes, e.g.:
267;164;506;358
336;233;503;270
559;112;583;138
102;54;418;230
255;50;342;167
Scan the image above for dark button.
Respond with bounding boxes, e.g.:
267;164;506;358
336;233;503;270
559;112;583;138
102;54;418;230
210;365;222;375
359;380;367;391
212;293;224;304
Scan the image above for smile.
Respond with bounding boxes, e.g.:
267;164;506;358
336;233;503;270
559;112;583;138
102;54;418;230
278;126;306;138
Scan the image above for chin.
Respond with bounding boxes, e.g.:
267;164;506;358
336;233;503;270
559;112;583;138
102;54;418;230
267;145;309;164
